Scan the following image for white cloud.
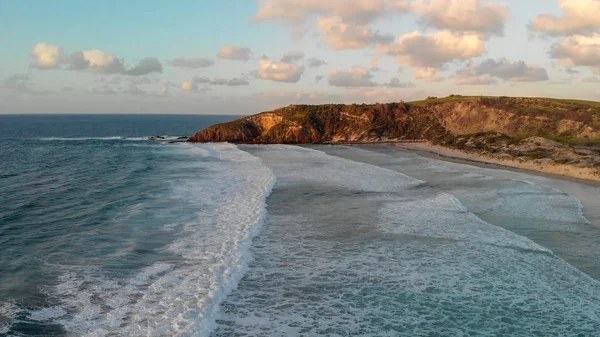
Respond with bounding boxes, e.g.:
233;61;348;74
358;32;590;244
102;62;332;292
415;67;445;82
317;15;394;50
280;51;305;63
410;0;509;35
328;66;378;87
254;0;400;24
218;45;252;61
181;80;198;91
530;0;600;35
81;50;124;73
256;60;304;83
254;1;400;51
28;42;162;76
378;31;485;76
169;57;214;69
30;42;64;69
68;49;125;74
550;34;600;68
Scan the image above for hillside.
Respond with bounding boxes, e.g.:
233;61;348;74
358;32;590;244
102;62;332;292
189;96;600;181
190;96;600;144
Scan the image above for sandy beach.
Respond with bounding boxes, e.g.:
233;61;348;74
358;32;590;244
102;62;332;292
393;142;600;184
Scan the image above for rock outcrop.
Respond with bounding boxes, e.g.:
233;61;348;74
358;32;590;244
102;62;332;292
189;96;600;145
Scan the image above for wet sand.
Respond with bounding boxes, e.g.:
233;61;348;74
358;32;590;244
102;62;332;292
375;143;600;228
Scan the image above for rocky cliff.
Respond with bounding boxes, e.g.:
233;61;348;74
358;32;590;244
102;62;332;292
189;96;600;145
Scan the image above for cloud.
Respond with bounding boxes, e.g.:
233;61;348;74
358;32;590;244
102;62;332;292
30;42;65;69
378;31;485;72
169;57;215;69
29;43;163;76
455;74;496;85
254;0;402;25
328;66;378;87
550;33;600;68
2;74;31;92
455;58;549;84
181;80;198;91
218;45;252;61
256;60;305;82
91;85;119;95
474;58;549;82
384;77;415;88
415;67;445;82
281;51;305;63
123;83;147;96
130;76;152;85
193;76;211;83
530;0;600;36
124;57;163;76
226;78;250;86
254;1;401;50
565;68;580;74
583;76;600;83
410;0;509;35
317;16;394;50
307;58;327;68
68;49;125;74
210;78;250;86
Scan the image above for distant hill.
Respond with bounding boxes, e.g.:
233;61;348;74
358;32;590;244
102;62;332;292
189;96;600;145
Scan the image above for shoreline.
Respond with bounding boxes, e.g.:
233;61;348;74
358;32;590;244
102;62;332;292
361;142;600;227
389;142;600;186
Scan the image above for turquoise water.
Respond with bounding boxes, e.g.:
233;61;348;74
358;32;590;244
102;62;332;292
2;116;600;336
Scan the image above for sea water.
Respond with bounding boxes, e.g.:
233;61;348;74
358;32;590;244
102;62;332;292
1;116;600;336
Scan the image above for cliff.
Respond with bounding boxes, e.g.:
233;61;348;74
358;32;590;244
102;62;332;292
189;96;600;145
189;96;600;180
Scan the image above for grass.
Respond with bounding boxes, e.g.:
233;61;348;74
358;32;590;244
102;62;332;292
407;95;600;108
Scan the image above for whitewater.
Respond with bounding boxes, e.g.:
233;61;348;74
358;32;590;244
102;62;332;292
2;114;600;336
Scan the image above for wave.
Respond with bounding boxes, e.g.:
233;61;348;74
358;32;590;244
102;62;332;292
37;136;124;141
36;135;187;141
24;143;275;336
377;192;551;253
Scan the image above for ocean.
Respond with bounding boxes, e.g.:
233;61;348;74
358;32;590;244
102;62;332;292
1;115;600;336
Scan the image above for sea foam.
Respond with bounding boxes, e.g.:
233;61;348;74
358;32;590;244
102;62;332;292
29;143;275;336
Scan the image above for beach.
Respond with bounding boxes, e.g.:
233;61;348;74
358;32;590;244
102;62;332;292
386;142;600;226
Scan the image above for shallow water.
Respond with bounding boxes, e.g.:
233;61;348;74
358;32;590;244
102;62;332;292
214;145;600;336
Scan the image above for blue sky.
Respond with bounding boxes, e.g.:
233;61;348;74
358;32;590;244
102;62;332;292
1;0;599;114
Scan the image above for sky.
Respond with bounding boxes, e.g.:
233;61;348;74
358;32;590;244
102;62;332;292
1;0;599;114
